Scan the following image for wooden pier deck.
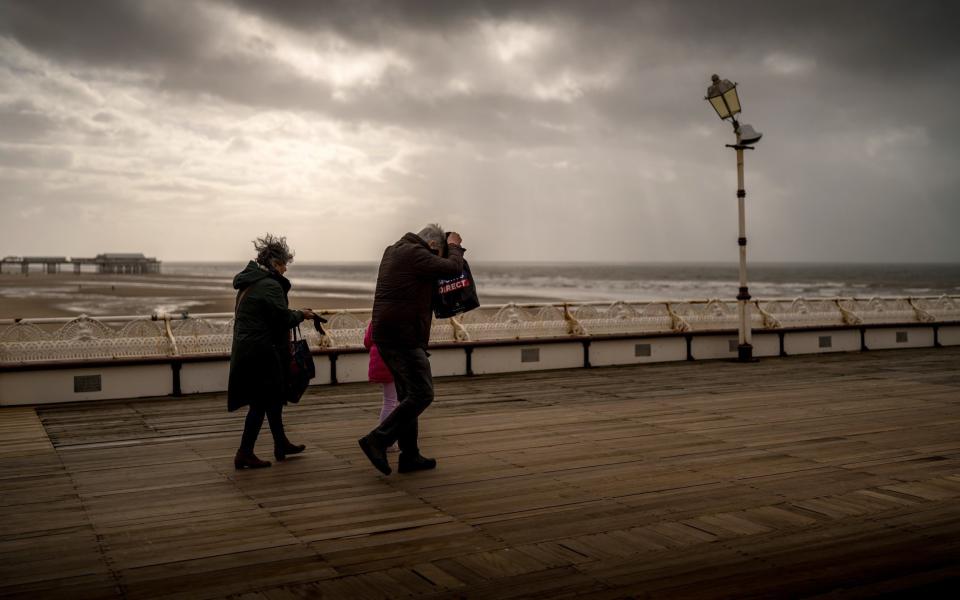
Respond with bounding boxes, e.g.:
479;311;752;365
2;348;960;599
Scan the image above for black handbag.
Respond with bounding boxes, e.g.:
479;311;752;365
287;326;315;403
433;258;480;319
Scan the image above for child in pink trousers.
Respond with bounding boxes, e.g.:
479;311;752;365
364;322;398;452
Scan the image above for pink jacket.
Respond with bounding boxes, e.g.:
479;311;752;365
364;323;393;383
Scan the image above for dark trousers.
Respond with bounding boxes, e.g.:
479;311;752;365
239;402;285;453
368;346;434;454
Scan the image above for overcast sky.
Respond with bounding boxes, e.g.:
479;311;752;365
1;0;958;263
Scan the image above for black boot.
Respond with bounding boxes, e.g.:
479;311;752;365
398;452;436;474
358;435;392;475
234;450;271;470
274;440;306;462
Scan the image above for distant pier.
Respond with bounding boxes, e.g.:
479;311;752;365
0;252;160;274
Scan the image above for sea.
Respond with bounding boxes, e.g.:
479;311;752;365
163;262;960;303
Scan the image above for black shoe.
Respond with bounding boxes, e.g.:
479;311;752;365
358;435;392;475
398;453;437;474
274;441;306;462
234;450;271;470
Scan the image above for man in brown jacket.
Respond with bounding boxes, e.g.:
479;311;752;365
358;224;464;475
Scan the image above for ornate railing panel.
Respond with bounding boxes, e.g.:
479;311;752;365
913;296;960;322
170;317;234;356
757;298;850;328
0;316;172;363
569;302;675;336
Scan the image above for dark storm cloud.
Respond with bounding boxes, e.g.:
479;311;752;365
228;0;960;66
4;0;958;139
226;0;568;42
221;0;960;143
0;0;216;69
224;0;960;77
0;1;559;143
3;1;958;90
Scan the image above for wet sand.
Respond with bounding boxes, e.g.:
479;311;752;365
0;272;372;320
0;272;549;320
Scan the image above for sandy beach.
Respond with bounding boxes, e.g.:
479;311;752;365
0;272;374;320
0;272;552;321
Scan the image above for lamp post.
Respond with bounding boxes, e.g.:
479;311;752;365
705;74;763;362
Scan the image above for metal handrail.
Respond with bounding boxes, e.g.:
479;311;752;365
1;295;956;326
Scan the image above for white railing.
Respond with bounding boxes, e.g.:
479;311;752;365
1;296;958;365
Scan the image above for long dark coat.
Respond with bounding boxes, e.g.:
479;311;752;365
227;261;304;412
371;233;464;350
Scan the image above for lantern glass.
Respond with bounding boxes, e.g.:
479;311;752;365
709;95;730;119
722;86;741;116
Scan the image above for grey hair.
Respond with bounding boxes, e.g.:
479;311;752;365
253;233;294;268
417;223;446;248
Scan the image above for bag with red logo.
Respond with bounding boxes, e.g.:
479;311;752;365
433;258;480;319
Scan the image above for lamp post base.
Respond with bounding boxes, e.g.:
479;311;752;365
737;343;754;362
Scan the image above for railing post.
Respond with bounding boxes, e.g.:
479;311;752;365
171;361;182;396
464;346;474;376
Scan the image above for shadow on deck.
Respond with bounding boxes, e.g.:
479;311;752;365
2;348;960;599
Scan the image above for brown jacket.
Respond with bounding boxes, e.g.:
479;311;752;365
371;232;465;349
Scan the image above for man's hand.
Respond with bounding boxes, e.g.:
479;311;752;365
301;308;316;320
446;231;462;246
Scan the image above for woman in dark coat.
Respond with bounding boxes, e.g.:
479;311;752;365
229;234;316;469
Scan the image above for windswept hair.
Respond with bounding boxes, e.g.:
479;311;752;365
417;223;446;249
253;233;294;268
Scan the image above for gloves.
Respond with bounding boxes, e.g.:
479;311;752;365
312;314;328;336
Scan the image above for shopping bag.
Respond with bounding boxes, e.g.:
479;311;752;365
433;259;480;319
287;326;315;403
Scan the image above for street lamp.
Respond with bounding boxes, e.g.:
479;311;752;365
705;74;763;362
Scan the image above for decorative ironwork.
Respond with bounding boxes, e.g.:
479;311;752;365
1;296;957;365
